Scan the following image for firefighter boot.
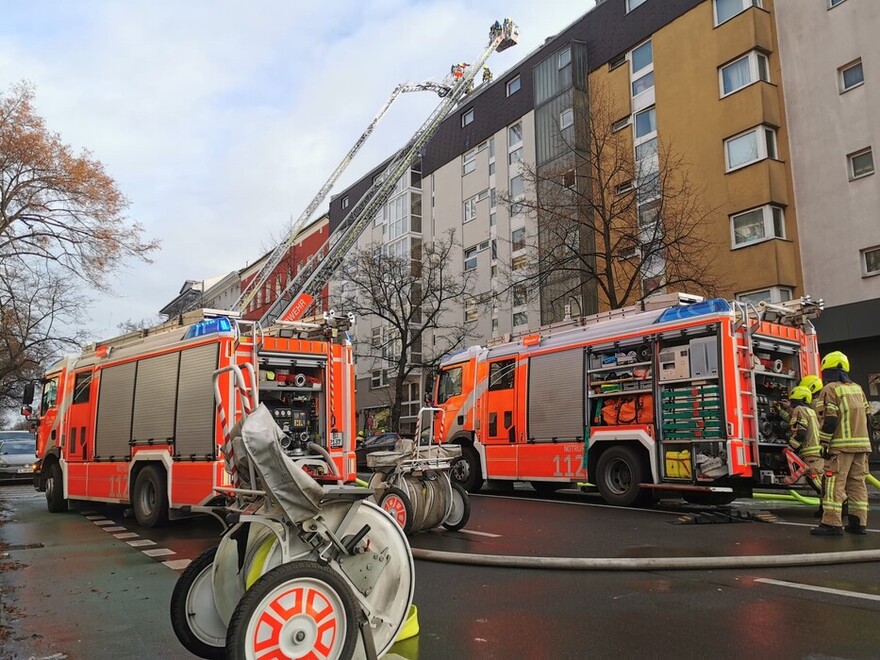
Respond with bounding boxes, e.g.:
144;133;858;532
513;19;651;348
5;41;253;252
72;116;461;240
810;523;844;536
845;515;867;535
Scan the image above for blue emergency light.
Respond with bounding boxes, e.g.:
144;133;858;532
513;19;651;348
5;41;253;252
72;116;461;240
184;316;233;339
654;298;730;324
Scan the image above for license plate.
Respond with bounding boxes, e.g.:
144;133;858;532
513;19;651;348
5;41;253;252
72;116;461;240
330;432;343;448
17;468;31;474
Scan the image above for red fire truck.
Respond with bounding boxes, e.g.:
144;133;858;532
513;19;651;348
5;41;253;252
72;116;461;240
434;293;823;506
23;311;357;526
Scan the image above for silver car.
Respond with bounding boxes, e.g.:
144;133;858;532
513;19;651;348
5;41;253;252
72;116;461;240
0;431;36;482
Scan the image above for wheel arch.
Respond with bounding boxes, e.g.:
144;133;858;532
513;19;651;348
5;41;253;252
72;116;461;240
587;430;657;485
128;450;174;506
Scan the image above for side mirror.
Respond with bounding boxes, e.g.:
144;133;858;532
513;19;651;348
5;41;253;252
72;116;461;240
22;382;35;405
21;405;32;419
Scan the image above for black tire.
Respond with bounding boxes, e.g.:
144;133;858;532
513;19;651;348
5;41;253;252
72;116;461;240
45;462;68;513
530;481;563;497
170;546;225;659
225;561;358;660
380;486;414;535
442;482;471;531
451;446;483;493
133;465;169;528
682;491;737;506
595;445;650;507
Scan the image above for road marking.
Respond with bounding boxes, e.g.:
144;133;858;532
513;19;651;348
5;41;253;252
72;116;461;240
755;578;880;603
163;559;192;570
142;548;176;558
84;515;105;521
103;526;126;532
127;539;156;547
93;520;115;526
113;532;139;540
460;529;502;538
80;510;97;515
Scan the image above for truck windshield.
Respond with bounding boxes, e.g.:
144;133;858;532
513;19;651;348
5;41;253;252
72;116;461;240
437;367;463;404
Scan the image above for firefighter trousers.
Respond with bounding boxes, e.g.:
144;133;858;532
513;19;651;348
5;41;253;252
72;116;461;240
821;452;870;528
804;456;824;495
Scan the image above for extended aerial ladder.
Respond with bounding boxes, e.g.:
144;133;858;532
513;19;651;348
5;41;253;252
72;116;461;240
246;19;519;326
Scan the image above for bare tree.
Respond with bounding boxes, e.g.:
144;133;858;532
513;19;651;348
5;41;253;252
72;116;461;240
0;260;87;415
500;81;723;322
339;231;475;432
0;81;159;289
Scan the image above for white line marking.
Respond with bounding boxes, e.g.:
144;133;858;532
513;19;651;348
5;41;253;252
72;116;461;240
93;520;115;526
103;526;126;532
142;548;176;558
113;532;139;540
80;510;97;515
756;578;880;603
127;539;156;547
460;529;502;538
84;515;105;521
163;559;192;570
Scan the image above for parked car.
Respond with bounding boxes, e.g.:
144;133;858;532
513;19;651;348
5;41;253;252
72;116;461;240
355;432;402;471
0;431;36;482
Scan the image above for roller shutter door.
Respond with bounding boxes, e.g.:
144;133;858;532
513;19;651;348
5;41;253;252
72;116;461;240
174;344;218;459
95;362;136;459
527;348;585;443
132;352;179;444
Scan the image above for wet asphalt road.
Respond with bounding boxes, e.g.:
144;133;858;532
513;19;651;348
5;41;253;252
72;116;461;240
2;483;880;659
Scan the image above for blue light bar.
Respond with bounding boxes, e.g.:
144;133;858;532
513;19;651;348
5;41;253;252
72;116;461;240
654;298;731;324
184;316;233;340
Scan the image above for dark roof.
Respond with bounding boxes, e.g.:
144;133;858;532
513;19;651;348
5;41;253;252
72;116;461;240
329;0;704;228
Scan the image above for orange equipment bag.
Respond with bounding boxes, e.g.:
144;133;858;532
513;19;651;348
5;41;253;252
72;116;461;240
601;395;654;426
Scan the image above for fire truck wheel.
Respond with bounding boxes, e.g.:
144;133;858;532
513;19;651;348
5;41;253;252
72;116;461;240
442;482;471;531
530;481;563;497
380;486;414;535
596;445;649;507
225;561;358;660
133;465;169;528
45;462;68;513
451;447;483;493
170;545;225;659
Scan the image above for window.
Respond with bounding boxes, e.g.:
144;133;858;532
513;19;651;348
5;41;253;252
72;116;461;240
714;0;762;26
632;71;655;97
510;175;524;199
40;377;58;415
461;108;474;127
840;60;864;93
560;108;574;130
730;205;785;247
489;359;516;391
490;188;497;207
506;75;521;96
462;148;476;175
635;137;658;162
563;170;576;188
513;311;528;327
512;228;526;251
609;53;627;71
828;0;847;7
513;284;528;306
862;246;880;277
736;287;793;305
631;41;653;75
489;162;496;176
848;148;875;180
616;180;635;195
509;147;523;165
436;367;462;404
371;370;387;389
612;116;630;132
634;108;656;140
725;126;777;171
558;48;571;70
464;247;478;271
465;298;479;322
342;196;349;210
72;371;92;405
627;0;649;11
509;122;523;147
463;197;477;223
720;51;770;96
512;255;528;271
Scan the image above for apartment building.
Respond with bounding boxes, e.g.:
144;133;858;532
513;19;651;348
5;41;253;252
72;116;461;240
775;0;880;395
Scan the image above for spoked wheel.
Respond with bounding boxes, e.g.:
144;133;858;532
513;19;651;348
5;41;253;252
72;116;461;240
380;486;414;535
442;481;471;532
170;545;225;659
225;561;358;660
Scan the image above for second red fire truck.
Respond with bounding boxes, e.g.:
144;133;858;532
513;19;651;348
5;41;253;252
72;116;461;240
434;293;823;506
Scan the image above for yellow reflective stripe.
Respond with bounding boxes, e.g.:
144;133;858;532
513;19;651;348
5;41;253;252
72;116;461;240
849;501;869;511
801;446;822;457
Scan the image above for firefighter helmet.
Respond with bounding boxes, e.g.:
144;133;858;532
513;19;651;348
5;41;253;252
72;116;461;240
798;374;823;395
821;351;850;373
789;386;812;405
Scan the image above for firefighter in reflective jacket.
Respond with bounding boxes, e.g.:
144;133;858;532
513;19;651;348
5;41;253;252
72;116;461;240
786;386;823;493
811;351;872;536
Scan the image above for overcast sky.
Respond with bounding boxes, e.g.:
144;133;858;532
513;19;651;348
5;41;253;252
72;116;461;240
1;1;595;341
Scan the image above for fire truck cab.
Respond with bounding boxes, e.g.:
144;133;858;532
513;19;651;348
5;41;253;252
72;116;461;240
25;310;357;527
434;293;822;506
